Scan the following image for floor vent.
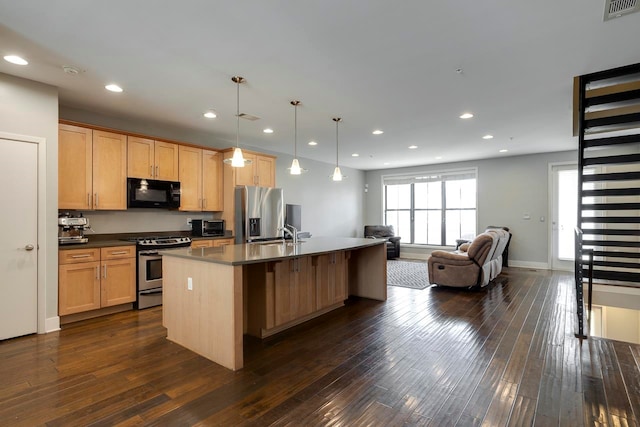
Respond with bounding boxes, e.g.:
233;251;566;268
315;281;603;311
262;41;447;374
604;0;639;21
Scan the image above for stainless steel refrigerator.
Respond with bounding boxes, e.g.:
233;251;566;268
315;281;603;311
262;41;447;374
234;186;284;243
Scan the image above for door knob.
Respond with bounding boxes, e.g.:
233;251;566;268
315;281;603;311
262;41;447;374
24;244;34;251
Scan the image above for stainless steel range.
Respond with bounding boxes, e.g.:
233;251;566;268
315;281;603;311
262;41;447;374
122;236;192;309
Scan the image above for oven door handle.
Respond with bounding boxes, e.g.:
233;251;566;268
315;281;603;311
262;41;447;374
139;251;160;256
139;289;163;296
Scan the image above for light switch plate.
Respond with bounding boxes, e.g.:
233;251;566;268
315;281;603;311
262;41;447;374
187;277;193;290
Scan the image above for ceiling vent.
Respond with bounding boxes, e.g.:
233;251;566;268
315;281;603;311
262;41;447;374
237;113;260;121
604;0;639;20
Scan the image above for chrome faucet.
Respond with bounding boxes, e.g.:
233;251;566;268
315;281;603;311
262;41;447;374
278;224;298;244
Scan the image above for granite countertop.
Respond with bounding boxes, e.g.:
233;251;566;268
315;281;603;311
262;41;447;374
160;237;385;266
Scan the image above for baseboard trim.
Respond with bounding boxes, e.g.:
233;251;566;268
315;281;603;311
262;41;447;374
44;316;60;333
508;260;550;270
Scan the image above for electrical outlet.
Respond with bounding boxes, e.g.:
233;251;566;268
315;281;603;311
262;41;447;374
187;217;192;225
187;277;193;290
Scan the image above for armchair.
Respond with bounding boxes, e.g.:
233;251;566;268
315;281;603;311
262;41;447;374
428;228;510;288
364;225;401;259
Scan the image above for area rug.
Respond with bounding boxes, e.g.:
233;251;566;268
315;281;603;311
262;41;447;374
387;259;430;290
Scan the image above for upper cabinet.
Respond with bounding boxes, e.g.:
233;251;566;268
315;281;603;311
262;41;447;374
128;136;179;181
59;124;127;210
179;146;223;212
223;149;276;188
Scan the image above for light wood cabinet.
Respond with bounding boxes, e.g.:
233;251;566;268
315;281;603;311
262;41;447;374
222;149;276;233
59;245;135;316
224;150;276;187
179;146;223;212
59;124;127;210
314;252;348;310
127;136;179;181
245;250;349;338
273;257;314;326
58;124;93;210
191;238;234;249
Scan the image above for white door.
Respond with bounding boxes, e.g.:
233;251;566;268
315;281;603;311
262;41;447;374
0;138;38;339
551;163;577;271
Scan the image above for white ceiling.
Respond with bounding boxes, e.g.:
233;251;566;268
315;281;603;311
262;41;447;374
1;0;639;170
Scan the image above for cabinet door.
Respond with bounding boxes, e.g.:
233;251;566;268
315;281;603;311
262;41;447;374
179;146;203;211
202;150;223;211
256;155;275;188
101;258;136;307
274;257;314;326
155;141;179;181
59;261;101;315
93;130;127;210
191;239;214;249
315;252;348;310
59;124;93;210
127;136;154;179
234;152;257;186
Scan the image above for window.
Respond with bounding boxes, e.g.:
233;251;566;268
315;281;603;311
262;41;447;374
384;169;477;246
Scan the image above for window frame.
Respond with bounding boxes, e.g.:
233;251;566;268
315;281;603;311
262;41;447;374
382;168;478;247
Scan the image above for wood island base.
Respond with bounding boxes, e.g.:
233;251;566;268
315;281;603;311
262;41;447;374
162;238;386;371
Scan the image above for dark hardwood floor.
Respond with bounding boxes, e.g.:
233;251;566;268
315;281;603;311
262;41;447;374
1;267;639;426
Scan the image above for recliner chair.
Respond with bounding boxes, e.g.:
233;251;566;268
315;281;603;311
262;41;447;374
428;228;510;288
364;225;401;259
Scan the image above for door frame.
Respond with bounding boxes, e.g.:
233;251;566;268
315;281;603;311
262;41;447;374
547;161;578;271
0;131;48;334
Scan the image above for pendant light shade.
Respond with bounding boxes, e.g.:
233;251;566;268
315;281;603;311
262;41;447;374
288;100;306;175
223;76;252;167
331;117;347;181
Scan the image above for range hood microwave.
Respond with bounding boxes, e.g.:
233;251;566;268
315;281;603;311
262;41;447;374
127;178;181;209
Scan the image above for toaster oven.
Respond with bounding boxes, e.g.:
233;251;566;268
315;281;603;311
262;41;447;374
191;219;225;237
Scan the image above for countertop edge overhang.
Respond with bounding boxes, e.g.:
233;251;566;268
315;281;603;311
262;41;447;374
160;237;386;266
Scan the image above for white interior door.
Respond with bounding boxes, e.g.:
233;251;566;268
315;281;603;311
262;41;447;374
551;163;577;271
0;138;38;339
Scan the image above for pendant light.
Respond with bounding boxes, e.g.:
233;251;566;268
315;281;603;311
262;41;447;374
331;117;347;181
288;100;307;175
223;76;252;167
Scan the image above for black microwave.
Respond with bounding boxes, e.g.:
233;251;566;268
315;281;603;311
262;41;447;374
127;178;181;209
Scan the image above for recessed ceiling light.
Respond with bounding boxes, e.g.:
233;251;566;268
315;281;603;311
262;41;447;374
351;153;359;157
459;113;474;119
105;84;123;93
408;145;418;149
482;134;494;140
499;149;508;153
203;111;217;119
4;55;28;65
435;156;443;160
308;141;317;146
383;162;390;165
263;128;274;134
372;130;384;135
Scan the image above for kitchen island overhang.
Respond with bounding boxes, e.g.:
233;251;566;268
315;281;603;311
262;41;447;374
161;237;387;370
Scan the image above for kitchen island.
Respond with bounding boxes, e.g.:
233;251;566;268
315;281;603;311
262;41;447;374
161;237;387;370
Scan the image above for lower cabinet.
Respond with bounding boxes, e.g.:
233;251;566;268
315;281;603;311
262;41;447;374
59;246;136;316
245;251;349;338
191;238;234;249
273;257;313;326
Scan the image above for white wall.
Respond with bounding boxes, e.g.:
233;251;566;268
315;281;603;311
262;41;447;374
0;72;59;324
274;152;365;237
365;151;578;266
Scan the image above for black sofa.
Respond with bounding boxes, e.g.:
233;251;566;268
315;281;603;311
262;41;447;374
364;225;401;259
